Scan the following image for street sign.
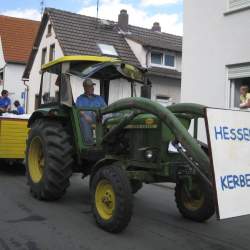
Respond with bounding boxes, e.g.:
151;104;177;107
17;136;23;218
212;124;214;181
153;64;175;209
205;108;250;219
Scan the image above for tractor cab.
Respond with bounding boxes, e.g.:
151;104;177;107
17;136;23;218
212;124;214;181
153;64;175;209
35;56;152;152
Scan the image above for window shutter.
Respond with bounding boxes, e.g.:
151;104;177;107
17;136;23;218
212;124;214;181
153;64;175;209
229;0;250;10
228;64;250;79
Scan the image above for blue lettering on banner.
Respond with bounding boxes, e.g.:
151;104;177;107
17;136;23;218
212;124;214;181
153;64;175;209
237;128;244;141
214;126;250;142
230;128;236;140
220;174;250;191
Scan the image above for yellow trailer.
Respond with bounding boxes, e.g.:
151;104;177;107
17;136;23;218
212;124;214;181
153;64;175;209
0;117;29;160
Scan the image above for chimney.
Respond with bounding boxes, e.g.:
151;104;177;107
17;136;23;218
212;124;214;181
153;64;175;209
118;9;129;32
152;22;161;32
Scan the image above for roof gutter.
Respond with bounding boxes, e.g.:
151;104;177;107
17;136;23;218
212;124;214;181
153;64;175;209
6;60;27;65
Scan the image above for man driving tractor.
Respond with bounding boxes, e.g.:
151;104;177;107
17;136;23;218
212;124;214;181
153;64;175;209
76;78;106;144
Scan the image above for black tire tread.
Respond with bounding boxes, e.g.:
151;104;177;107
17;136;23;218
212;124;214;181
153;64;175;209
26;119;73;201
90;165;133;233
175;179;215;222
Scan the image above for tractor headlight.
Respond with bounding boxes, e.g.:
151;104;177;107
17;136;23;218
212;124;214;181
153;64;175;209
145;150;153;159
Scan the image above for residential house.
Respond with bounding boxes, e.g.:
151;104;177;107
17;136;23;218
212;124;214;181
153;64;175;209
182;0;250;109
0;15;39;110
24;8;182;113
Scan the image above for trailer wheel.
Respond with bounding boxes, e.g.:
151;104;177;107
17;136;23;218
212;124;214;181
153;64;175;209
26;119;73;201
90;165;133;233
175;178;215;222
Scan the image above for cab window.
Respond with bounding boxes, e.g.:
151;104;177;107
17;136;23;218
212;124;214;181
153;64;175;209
40;64;61;106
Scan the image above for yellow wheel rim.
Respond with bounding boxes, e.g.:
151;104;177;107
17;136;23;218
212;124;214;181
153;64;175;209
182;184;204;211
28;136;45;183
95;179;116;220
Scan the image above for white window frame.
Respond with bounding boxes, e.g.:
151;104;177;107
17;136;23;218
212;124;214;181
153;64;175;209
227;63;250;108
98;43;118;57
150;51;176;69
226;0;250;13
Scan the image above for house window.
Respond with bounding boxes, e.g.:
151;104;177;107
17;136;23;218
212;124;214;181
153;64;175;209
151;51;175;68
228;0;250;11
229;78;250;108
0;70;3;85
41;47;47;65
98;44;118;56
47;24;52;37
151;52;163;65
165;54;175;67
228;63;250;108
49;44;55;61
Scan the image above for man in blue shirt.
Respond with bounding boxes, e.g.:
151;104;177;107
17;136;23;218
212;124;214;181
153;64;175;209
0;90;11;112
14;100;25;115
76;79;106;144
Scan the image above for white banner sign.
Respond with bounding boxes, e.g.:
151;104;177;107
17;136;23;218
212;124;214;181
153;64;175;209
206;108;250;219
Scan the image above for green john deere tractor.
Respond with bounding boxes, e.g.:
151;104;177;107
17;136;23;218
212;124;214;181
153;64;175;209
26;55;215;233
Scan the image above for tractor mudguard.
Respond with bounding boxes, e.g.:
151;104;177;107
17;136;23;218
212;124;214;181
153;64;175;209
91;158;120;175
28;107;68;127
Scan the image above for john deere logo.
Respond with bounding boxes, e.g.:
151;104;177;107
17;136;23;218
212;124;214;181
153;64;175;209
145;118;155;125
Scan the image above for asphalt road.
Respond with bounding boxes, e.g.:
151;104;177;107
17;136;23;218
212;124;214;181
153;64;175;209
0;164;249;250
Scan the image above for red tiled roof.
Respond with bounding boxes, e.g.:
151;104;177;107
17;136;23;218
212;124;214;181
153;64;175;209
0;15;39;64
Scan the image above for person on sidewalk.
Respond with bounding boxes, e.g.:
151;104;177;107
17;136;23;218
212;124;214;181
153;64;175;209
14;100;25;115
0;90;11;112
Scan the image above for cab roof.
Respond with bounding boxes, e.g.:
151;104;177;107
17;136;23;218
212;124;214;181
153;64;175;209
41;55;120;71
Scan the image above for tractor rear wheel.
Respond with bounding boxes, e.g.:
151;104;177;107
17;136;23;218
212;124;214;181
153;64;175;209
175;178;215;222
26;119;73;201
90;165;133;233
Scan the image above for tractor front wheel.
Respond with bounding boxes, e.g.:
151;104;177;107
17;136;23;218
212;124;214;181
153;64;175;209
175;178;215;222
90;165;133;233
26;119;73;201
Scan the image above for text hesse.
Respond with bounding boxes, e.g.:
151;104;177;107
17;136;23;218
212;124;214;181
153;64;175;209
220;174;250;191
214;126;250;141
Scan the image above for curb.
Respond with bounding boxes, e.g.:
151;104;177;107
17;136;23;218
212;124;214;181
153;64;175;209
153;183;176;190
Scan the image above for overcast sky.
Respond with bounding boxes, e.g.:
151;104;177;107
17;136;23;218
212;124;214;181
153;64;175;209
0;0;183;35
